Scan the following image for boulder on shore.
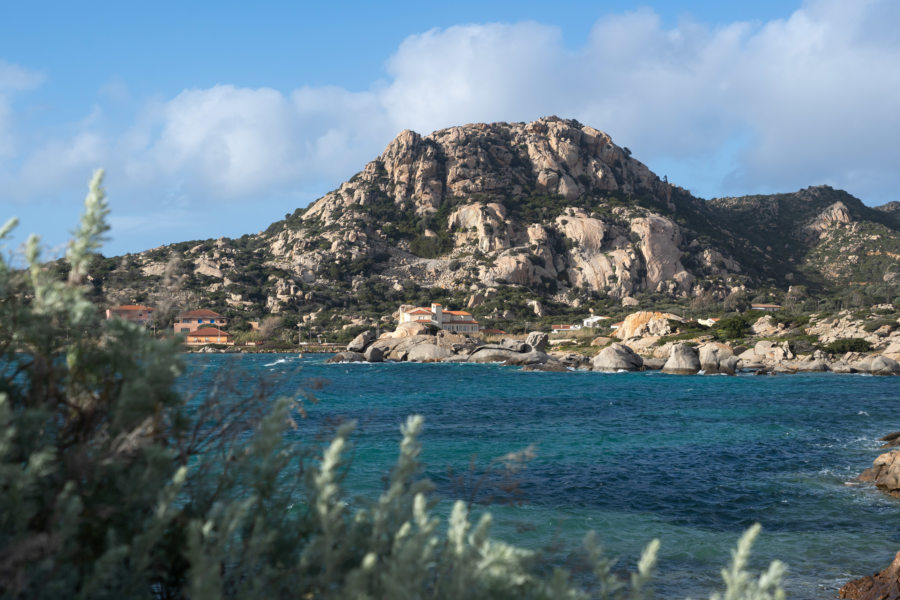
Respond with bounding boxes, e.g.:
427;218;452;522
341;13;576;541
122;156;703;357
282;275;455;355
550;352;590;369
525;331;549;352
347;330;375;352
326;351;366;363
698;343;738;375
500;338;528;353
364;345;384;363
381;321;430;339
839;549;900;600
523;361;570;372
662;343;700;375
871;355;900;376
591;343;643;372
503;351;550;366
406;343;454;362
881;431;900;449
852;355;900;376
642;357;666;370
467;347;520;363
859;450;900;497
793;358;829;372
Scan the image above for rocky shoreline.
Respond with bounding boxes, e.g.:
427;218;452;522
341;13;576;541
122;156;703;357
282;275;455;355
328;319;900;597
326;318;900;376
840;433;900;600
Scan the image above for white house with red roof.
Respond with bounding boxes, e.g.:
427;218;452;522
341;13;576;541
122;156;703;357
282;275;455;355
398;303;479;334
174;309;229;333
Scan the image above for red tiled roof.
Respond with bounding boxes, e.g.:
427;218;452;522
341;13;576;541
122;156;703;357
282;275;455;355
445;310;472;316
406;308;432;314
188;327;232;337
179;309;224;318
112;304;154;311
446;320;479;325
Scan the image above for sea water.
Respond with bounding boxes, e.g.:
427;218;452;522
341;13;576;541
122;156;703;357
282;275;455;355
179;353;899;599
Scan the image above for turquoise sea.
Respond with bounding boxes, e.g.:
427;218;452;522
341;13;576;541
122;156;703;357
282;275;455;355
180;354;899;599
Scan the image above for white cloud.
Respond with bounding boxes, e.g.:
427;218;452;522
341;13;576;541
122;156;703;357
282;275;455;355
0;61;43;160
0;60;43;93
3;0;900;223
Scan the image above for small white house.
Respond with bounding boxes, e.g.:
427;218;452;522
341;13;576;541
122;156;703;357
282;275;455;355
582;315;611;328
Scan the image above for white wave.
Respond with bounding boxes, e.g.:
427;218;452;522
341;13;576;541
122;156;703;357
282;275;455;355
264;358;289;367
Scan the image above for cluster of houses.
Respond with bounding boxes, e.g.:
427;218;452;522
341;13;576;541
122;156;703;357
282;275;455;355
105;305;235;346
105;300;785;346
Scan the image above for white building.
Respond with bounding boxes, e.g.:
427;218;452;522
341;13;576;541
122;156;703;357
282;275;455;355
582;315;611;328
398;303;480;334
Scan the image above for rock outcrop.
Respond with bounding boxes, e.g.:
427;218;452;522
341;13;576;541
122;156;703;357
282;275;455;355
662;344;700;375
347;330;375;352
525;331;549;352
326;351;366;363
363;345;384;363
859;450;900;497
467;347;520;363
698;343;738;375
839;550;900;600
591;343;643;372
614;311;682;340
406;343;454;362
881;432;900;449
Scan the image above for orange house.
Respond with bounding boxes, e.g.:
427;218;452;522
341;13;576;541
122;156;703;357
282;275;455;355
174;309;228;333
185;327;234;346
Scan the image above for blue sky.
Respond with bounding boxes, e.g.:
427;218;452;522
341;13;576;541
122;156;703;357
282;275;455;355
1;0;898;257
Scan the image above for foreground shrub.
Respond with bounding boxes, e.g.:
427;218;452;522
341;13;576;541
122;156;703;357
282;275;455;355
0;172;786;599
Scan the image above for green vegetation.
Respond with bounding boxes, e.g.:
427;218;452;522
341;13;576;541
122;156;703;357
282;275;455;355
713;312;760;340
822;338;873;354
862;317;897;333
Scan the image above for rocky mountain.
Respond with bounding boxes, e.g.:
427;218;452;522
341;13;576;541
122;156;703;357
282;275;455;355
83;116;900;329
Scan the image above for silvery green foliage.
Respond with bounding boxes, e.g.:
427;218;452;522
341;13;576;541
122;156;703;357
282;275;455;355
0;171;187;599
0;173;788;599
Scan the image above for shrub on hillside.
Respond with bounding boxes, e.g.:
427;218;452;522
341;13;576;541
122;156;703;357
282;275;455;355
822;338;873;354
713;312;758;340
0;172;787;599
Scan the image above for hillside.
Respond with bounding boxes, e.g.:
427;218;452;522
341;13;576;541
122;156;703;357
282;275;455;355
79;116;900;333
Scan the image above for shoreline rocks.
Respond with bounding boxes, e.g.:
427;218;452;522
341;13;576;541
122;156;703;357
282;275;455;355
330;322;900;376
844;439;900;600
840;550;900;600
858;450;900;498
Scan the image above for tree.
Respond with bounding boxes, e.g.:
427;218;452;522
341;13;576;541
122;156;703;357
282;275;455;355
256;315;283;340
